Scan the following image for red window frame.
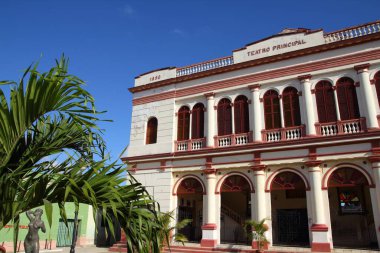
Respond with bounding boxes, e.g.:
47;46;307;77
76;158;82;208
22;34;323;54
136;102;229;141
282;87;301;127
177;106;190;141
191;103;205;139
336;77;360;120
234;95;249;134
217;98;232;136
263;90;281;129
146;117;158;144
374;72;380;107
315;81;337;123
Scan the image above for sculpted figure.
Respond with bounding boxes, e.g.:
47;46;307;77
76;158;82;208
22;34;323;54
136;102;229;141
24;209;46;253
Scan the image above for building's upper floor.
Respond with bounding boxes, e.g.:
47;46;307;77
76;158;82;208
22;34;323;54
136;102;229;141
123;21;380;160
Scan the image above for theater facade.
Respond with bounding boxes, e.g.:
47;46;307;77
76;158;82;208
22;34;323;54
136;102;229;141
122;21;380;252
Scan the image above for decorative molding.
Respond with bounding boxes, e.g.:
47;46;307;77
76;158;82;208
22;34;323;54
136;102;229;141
247;99;252;104
251;164;266;171
259;98;264;103
201;223;217;230
354;63;370;72
204;168;217;175
297;91;302;96
368;155;380;163
132;49;380;105
305;160;323;167
278;95;282;99
160;160;166;171
354;81;360;87
331;86;337;90
370;79;375;84
298;74;312;81
204;92;215;98
311;89;316;94
311;224;329;232
248;84;261;91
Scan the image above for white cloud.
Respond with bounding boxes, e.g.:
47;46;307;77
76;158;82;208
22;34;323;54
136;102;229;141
172;28;187;37
123;4;135;16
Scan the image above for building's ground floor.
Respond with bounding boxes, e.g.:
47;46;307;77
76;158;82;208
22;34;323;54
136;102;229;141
130;142;380;252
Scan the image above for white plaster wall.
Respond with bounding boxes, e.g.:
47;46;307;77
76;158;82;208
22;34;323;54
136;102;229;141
127;98;175;157
131;170;172;212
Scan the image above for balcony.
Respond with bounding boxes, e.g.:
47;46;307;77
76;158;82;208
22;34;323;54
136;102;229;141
175;138;206;151
261;125;306;142
315;118;367;136
214;132;253;147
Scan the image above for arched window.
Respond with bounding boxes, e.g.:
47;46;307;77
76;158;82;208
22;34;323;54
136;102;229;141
217;98;232;136
315;81;337;123
146;117;158;144
234;95;249;134
177;106;190;141
264;90;281;129
374;71;380;106
336;77;360;120
192;103;204;139
282;87;301;127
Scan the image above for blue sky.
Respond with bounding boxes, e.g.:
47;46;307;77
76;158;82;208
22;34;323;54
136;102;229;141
1;0;379;162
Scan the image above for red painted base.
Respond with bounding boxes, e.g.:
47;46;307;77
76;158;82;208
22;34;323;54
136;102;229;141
0;246;5;253
200;239;218;247
251;240;268;250
311;242;330;252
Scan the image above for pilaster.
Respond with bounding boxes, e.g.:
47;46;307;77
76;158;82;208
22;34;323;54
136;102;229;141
249;84;262;142
298;75;316;135
355;64;378;129
305;160;331;252
201;168;218;247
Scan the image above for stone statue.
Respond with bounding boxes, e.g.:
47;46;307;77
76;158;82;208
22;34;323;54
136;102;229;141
24;208;46;253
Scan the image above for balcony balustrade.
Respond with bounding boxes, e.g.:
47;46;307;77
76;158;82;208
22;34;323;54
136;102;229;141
173;118;370;152
261;125;305;142
214;132;253;147
315;118;367;136
175;138;206;152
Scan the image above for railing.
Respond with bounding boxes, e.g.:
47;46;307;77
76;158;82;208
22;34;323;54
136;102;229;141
176;56;234;77
214;132;252;147
324;21;380;43
175;138;206;151
262;125;305;142
315;118;367;136
221;205;244;225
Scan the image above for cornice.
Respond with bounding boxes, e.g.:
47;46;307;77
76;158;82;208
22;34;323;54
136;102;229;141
129;33;380;94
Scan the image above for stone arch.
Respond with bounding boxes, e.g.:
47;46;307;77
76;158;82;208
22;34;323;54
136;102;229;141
215;171;254;194
322;163;375;190
265;168;310;192
172;175;206;195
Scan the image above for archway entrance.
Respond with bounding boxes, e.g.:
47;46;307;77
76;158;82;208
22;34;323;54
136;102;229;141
270;171;309;246
327;167;377;248
220;174;251;244
177;178;203;242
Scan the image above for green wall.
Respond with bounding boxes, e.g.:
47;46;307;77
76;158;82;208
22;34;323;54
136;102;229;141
0;203;92;243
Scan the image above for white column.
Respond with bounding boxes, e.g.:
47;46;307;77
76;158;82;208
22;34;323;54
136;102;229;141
369;156;380;247
298;75;316;135
205;93;215;147
332;87;341;121
231;103;235;134
201;169;218;247
355;64;378;129
251;165;268;250
249;84;262;142
253;167;266;221
278;96;285;128
306;161;331;252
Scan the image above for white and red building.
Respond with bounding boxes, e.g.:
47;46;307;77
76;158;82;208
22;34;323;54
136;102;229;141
122;21;380;252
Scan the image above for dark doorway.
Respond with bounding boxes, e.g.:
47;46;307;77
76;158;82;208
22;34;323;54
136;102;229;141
276;209;309;245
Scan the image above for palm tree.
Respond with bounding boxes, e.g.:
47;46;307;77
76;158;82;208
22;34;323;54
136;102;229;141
0;57;163;253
